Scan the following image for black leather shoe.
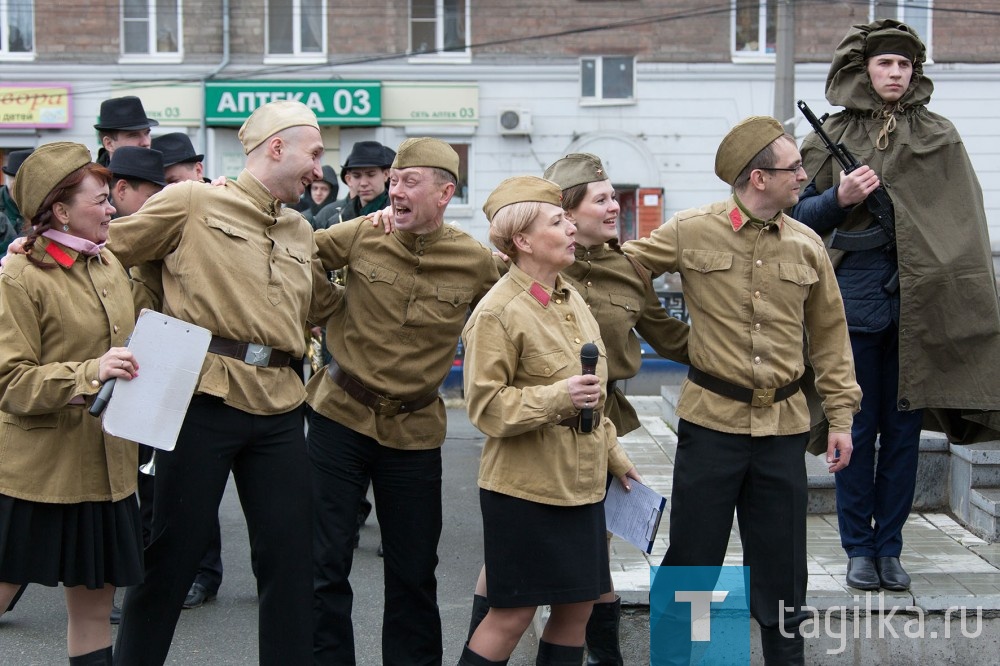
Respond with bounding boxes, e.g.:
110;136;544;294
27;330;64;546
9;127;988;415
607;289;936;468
110;602;122;625
182;582;217;609
845;556;880;590
876;556;911;591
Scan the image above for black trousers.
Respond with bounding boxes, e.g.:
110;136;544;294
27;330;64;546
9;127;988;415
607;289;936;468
836;325;922;558
307;411;443;666
114;395;313;665
661;419;808;631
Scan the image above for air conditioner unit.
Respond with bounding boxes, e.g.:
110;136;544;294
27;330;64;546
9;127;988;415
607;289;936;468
497;108;532;136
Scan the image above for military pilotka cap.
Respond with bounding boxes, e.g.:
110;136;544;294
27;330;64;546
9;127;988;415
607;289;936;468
12;142;92;222
482;175;563;223
865;23;921;62
109;146;166;187
392;137;460;182
94;96;159;131
238;100;320;154
2;148;34;176
714;116;785;187
543;153;609;190
151;132;204;167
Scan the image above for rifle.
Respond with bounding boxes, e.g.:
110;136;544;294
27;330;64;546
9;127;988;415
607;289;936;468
797;100;898;293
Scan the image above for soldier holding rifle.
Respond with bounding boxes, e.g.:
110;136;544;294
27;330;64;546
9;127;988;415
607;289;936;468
792;19;1000;593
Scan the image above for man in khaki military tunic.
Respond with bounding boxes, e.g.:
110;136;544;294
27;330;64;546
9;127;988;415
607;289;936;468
308;138;500;664
110;100;341;666
624;117;861;665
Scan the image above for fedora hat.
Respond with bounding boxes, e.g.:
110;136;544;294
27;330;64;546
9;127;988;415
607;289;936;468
109;147;166;186
2;148;34;177
341;141;393;171
94;96;160;131
151;132;204;167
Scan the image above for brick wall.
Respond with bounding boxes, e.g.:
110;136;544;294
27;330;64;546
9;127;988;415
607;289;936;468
24;0;1000;65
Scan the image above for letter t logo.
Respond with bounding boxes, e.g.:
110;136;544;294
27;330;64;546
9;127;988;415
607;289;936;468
675;590;730;641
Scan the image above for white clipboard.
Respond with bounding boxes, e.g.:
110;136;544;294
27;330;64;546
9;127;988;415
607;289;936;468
103;310;211;451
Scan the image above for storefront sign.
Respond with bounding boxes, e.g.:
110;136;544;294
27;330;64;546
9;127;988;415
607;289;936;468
111;82;203;127
0;83;71;128
380;82;478;126
204;81;381;126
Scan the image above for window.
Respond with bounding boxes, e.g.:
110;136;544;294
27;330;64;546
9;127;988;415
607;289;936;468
410;0;469;61
449;141;470;206
267;0;326;60
580;56;635;103
1;0;32;58
122;0;181;58
870;0;932;60
732;0;776;59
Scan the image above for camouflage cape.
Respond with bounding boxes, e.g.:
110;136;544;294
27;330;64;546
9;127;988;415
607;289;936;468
800;19;1000;450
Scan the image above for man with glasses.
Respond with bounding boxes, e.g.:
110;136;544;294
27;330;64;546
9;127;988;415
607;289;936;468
624;116;860;665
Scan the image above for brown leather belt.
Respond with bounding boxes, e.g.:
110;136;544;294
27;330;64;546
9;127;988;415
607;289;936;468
687;367;800;408
559;409;601;431
208;335;296;368
327;361;438;417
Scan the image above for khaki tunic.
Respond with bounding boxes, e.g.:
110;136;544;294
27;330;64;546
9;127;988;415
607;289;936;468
624;197;860;437
0;239;137;502
564;242;690;434
309;217;500;449
463;264;633;506
108;170;340;416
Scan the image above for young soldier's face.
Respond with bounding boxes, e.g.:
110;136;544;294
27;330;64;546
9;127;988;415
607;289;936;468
867;54;913;104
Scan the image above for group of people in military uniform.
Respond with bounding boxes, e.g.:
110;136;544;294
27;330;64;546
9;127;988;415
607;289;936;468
2;16;1000;666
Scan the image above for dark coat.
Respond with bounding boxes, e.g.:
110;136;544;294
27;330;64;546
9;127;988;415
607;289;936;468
798;19;1000;443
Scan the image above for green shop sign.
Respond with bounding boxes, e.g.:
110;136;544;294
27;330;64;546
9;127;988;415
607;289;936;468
204;81;381;126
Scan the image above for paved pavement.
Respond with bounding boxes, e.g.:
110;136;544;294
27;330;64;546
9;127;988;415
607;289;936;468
609;396;1000;663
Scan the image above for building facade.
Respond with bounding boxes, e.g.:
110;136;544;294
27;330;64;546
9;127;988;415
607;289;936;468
1;0;998;247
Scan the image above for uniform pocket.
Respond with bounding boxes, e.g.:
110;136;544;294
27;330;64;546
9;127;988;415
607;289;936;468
354;257;398;286
778;262;819;286
204;218;251;242
681;249;733;273
1;412;59;430
521;350;570;378
437;286;475;308
609;293;641;314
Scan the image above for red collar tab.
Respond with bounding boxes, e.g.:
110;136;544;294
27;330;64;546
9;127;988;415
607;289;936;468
729;207;746;232
529;282;551;307
44;242;75;268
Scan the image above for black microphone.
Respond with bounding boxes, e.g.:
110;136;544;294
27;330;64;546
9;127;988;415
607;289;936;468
88;378;116;417
579;342;599;433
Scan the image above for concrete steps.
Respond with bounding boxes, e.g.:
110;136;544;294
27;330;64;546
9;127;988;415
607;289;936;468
951;441;1000;542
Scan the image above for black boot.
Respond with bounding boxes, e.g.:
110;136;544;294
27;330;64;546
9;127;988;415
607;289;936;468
5;584;26;613
585;597;623;665
458;643;508;666
536;639;585;666
759;626;804;666
69;646;112;665
467;594;490;640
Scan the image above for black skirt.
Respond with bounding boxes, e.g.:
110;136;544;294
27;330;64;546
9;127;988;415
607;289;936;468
0;492;144;589
480;488;610;608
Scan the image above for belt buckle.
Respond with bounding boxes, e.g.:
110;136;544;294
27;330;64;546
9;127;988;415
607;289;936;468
751;388;775;408
375;395;401;417
244;343;273;367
